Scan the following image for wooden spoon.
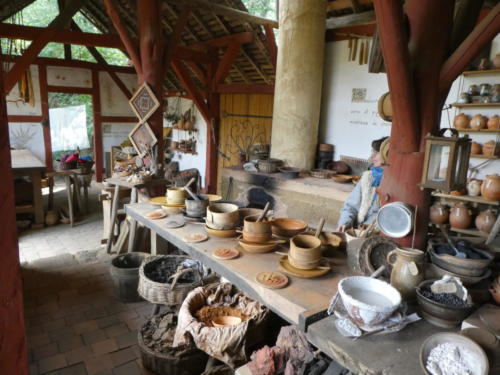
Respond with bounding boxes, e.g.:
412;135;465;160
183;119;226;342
315;218;326;238
257;202;270;222
183;177;199;201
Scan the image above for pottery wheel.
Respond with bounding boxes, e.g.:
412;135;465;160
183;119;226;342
359;236;398;279
255;271;289;289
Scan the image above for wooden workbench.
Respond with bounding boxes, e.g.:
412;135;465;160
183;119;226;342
11;149;46;228
126;202;354;326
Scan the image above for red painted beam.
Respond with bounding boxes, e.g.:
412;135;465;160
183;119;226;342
186;61;207;84
214;43;243;84
172;59;210;123
164;8;192;69
175;46;210;63
3;0;84;94
8;115;44;122
104;0;143;76
187;32;253;50
91;70;103;181
372;0;420;153
107;71;132;99
39;64;53;172
439;3;500;94
216;83;275;94
46;85;93;94
263;25;277;67
325;24;376;42
0;54;29;375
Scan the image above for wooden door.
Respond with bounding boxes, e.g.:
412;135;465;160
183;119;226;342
217;94;274;193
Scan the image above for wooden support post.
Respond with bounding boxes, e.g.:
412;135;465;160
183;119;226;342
214;43;243;84
104;0;143;76
91;70;104;182
3;0;84;94
137;0;165;169
205;51;220;194
264;24;277;68
38;64;53;171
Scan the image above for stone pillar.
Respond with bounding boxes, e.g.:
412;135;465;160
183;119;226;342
270;0;326;169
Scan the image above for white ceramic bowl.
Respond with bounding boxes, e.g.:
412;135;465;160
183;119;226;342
338;276;402;326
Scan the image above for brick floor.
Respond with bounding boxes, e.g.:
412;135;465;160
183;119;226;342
22;224;154;374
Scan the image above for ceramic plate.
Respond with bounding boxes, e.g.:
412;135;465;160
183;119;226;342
278;256;331;278
255;271;289;289
145;210;167;220
213;248;239;260
183;233;208;243
165;219;185;228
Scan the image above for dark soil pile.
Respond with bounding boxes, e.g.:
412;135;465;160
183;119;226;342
419;287;470;307
144;258;195;283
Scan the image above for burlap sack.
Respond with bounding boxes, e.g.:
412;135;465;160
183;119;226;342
174;283;269;368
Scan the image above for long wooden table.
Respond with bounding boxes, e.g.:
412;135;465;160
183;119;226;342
126;202;353;326
11;149;46;228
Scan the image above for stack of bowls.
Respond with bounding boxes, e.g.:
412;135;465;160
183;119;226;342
242;215;272;244
288;234;322;270
205;203;239;232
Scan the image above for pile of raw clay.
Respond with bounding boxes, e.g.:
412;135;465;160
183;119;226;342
426;342;482;375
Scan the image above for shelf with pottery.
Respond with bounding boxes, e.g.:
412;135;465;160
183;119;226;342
169;148;198;155
462;68;500;76
449;226;489;238
451;102;500;108
431;192;499;206
456;129;500;133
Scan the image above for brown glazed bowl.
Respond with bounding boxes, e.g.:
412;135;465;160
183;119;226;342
271;218;308;237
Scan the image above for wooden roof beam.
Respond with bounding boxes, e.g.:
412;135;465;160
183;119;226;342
326;10;376;29
327;0;372;12
0;0;33;21
439;3;500;94
214;42;243;84
263;24;277;68
169;0;278;28
216;83;274;94
164;8;192;67
4;0;85;94
187;32;253;50
103;0;142;76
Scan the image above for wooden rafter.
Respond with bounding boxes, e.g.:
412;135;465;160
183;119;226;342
3;0;85;94
439;3;500;94
103;0;142;75
58;0;73;60
163;8;192;67
187;32;253;50
263;24;277;67
326;10;375;29
171;59;209;122
166;0;278;28
0;0;33;21
216;83;274;94
214;42;244;84
327;0;372;12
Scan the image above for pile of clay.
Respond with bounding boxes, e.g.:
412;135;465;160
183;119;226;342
195;306;249;327
426;342;482;375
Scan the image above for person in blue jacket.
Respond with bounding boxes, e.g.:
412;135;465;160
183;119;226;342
337;136;389;232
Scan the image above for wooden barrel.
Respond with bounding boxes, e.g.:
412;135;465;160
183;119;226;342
109;252;148;302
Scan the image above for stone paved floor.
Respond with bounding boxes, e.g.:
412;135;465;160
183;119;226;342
22;249;154;375
19;182;154;374
18;182;104;263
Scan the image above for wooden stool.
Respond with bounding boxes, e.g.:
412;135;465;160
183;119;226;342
46;170;83;227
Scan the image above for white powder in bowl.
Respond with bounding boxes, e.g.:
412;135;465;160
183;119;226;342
426;342;482;375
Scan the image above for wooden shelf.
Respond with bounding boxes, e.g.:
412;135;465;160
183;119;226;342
456;129;500;133
463;68;500;76
449;227;488;238
432;192;499;206
170;148;197;155
470;154;499;159
451;102;500;108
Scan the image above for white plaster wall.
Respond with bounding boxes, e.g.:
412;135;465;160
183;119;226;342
99;71;137;117
319;40;390;162
47;66;92;88
102;122;136;155
165;97;208;187
8;122;45;162
6;65;42;116
320;37;500;179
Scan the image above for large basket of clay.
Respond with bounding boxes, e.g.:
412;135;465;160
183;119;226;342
138;255;216;305
138;311;208;375
173;282;270;369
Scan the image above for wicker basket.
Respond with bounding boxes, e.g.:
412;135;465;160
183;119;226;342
137;322;208;375
57;160;77;170
138;255;214;305
77;161;94;174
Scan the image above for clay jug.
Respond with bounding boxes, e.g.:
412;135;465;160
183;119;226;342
487;115;500;130
482;140;498;156
494;53;500;69
387;248;425;301
430;203;449;225
467;179;482;197
481;174;500;201
470;114;486;130
449;203;472;229
470;142;482;155
453;113;470;130
475;209;497;233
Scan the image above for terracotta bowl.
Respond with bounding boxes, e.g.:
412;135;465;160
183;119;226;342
241;230;272;243
205;226;238;238
238;239;281;253
271;218;308;237
212;316;242;328
243;215;272;234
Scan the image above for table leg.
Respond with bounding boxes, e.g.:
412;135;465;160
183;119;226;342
48;177;54;211
64;175;74;227
150;230;168;255
32;171;44;228
83;183;89;214
72;174;83;214
106;184;121;253
128;187;138;253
